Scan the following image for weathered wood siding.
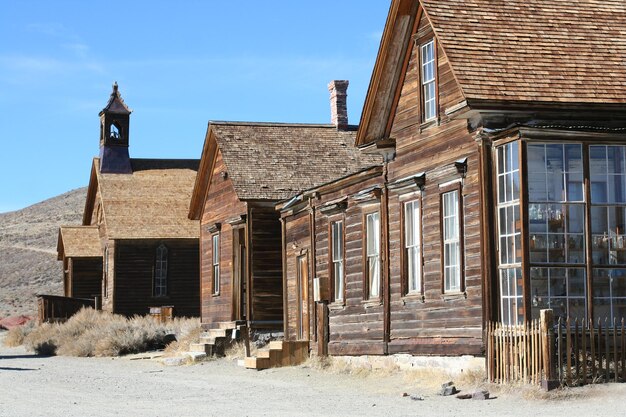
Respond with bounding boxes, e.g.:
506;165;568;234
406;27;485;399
113;239;200;317
69;257;103;299
249;205;283;328
284;210;312;340
316;176;387;356
200;149;247;326
386;11;483;355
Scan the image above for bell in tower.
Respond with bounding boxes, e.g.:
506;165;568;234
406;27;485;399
99;82;132;174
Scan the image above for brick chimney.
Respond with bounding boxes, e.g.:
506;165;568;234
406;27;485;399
328;80;349;130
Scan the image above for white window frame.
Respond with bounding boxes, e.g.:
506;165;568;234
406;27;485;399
331;221;344;302
404;200;422;294
421;39;436;121
212;234;220;295
442;190;461;293
366;212;381;299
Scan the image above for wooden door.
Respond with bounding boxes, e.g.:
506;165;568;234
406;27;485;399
297;254;310;341
232;227;247;321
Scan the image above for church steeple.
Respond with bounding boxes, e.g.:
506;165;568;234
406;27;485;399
99;82;132;174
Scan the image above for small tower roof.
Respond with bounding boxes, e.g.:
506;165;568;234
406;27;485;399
99;82;132;116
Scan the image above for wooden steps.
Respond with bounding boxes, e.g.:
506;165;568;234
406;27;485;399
244;341;309;370
188;321;244;358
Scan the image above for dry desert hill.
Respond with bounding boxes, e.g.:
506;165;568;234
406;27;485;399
0;188;86;317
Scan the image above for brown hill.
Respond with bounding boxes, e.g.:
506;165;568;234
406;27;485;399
0;188;86;317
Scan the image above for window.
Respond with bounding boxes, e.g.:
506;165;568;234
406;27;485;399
527;143;586;321
331;221;344;302
421;39;436;121
442;190;462;292
365;212;381;299
212;234;220;295
103;245;109;298
404;200;422;294
496;142;523;324
589;145;626;321
154;244;168;297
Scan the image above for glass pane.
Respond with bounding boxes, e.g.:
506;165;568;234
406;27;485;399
369;257;380;298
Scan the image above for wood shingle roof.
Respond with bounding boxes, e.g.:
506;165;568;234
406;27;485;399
189;122;382;217
86;158;200;239
421;0;626;104
57;226;101;260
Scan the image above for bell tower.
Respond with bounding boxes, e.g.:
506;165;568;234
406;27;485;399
99;82;132;174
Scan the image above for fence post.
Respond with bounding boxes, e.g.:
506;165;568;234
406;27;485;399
540;309;558;390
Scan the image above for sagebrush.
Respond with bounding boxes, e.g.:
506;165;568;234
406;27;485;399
22;308;200;357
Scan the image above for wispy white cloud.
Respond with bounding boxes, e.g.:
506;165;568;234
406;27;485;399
0;55;105;77
25;22;67;37
62;42;90;58
368;29;383;42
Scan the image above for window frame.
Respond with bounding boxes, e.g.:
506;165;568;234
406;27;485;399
401;197;424;296
363;209;382;301
419;38;438;123
440;184;465;294
212;233;220;296
329;219;346;303
103;245;109;298
154;243;168;298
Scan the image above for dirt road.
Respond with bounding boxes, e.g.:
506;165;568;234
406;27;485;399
1;332;625;417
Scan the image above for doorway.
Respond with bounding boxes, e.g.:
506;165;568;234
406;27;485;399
233;227;247;321
297;253;309;341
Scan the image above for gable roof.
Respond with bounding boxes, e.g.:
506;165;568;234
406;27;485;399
357;0;626;145
57;226;102;260
84;158;200;239
189;122;382;219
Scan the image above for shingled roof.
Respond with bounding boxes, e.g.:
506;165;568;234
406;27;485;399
57;226;102;260
84;158;200;239
358;0;626;145
421;0;626;104
189;122;382;217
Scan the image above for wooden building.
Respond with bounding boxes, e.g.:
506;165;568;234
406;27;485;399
188;81;381;332
63;83;201;317
57;226;102;299
279;0;626;357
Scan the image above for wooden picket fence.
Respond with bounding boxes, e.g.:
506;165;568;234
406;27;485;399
486;311;626;386
486;318;545;384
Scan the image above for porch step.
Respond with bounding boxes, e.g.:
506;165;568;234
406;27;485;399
188;321;243;358
243;341;309;370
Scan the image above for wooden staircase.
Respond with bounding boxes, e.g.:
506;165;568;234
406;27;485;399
188;321;243;358
243;340;309;370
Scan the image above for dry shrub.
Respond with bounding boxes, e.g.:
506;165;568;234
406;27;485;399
224;341;258;360
22;308;200;357
3;320;35;347
164;323;203;357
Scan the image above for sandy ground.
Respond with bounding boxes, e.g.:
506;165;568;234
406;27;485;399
1;332;626;417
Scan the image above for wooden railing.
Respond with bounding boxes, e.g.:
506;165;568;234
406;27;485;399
37;294;95;324
486;310;626;387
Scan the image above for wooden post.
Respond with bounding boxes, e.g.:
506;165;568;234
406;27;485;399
540;309;558;390
316;301;329;357
241;325;251;358
614;318;618;383
582;319;587;385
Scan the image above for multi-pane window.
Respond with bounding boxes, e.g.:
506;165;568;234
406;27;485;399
421;40;436;121
331;221;345;302
404;200;422;294
212;234;220;295
154;244;168;297
497;142;523;324
527;143;586;321
442;190;461;292
366;212;381;299
589;145;626;321
103;245;109;298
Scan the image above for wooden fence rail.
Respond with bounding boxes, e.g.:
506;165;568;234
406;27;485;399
37;294;95;324
487;310;626;387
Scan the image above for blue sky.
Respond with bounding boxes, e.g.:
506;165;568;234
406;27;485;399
0;1;389;213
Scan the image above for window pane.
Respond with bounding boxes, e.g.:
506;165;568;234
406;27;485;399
369;256;380;298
